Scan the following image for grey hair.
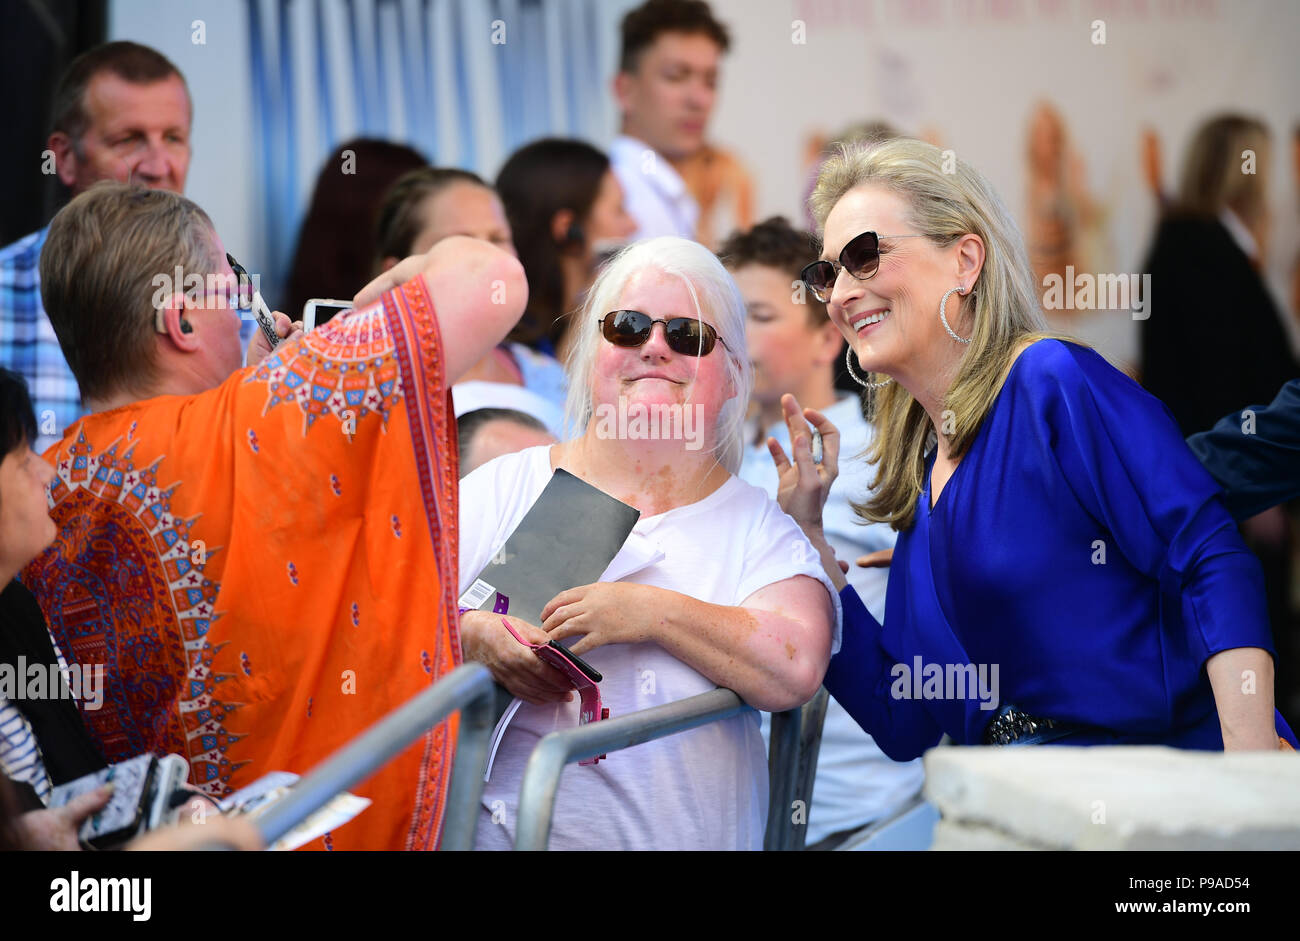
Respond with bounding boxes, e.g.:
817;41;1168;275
563;236;752;473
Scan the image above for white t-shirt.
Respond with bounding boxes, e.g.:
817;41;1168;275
459;445;841;850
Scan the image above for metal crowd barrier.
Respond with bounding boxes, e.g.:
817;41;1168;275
513;686;831;851
218;668;830;851
765;687;831;851
245;662;496;851
514;688;750;850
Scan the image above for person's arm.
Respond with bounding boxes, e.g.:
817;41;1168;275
1186;378;1300;522
823;584;945;762
1045;344;1281;750
126;806;264;851
810;533;849;592
762;394;942;758
1205;647;1279;750
352;235;527;384
539;576;833;713
455;454;576;706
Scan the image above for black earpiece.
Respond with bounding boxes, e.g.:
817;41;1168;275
565;221;585;245
180;319;194;334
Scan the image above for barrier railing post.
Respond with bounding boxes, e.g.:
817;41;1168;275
765;707;802;850
439;673;496;851
790;687;830;850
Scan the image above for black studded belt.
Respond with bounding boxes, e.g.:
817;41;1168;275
983;704;1079;746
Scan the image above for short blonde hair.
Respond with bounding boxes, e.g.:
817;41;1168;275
564;237;752;473
811;138;1057;531
41;182;218;402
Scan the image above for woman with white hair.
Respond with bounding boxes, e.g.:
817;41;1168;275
773;138;1296;756
458;236;839;850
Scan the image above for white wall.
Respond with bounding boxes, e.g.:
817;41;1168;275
110;1;260;263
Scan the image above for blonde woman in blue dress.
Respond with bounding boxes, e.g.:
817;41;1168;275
771;138;1296;754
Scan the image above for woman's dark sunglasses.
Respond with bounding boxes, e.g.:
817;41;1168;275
598;310;728;357
799;231;926;303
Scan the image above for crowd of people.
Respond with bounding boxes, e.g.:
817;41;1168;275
1;0;1297;852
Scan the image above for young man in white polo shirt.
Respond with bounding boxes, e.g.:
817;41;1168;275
723;216;927;850
609;0;729;241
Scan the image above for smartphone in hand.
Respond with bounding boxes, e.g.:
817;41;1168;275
49;754;156;850
303;299;353;331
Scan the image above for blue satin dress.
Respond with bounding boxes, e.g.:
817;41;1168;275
826;339;1298;759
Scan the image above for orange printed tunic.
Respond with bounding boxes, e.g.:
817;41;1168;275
23;276;460;850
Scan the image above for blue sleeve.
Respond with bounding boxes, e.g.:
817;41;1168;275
823;585;944;762
1039;344;1276;665
1186;378;1300;522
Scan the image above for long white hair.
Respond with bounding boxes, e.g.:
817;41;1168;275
563;236;752;473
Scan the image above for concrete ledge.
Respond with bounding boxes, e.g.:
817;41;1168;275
922;746;1300;850
930;819;1039;851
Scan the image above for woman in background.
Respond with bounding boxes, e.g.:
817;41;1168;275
281;138;427;315
0;367;260;850
495;138;636;366
1139;115;1300;690
375;166;567;436
1139;114;1296;435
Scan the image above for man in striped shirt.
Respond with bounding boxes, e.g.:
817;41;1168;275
0;41;192;453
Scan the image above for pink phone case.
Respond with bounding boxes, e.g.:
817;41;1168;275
500;617;610;764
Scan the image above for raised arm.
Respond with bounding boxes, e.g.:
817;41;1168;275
765;393;849;591
353;235;527;384
764;394;943;758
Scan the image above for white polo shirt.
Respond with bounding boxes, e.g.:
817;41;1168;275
609;135;700;241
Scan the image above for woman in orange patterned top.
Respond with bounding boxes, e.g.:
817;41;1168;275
24;181;525;850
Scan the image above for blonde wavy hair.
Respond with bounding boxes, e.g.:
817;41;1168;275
811;138;1063;531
